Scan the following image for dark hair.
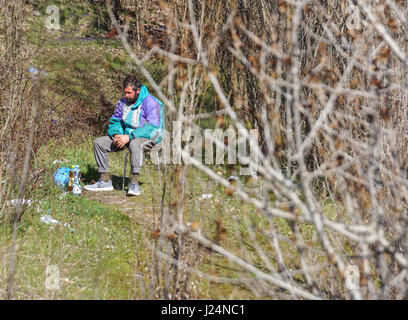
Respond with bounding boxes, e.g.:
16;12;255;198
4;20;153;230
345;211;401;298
123;75;142;91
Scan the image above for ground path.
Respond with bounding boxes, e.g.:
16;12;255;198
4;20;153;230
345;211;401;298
83;188;160;227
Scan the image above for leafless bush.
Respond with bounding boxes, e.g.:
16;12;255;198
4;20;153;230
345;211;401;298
0;0;45;299
109;0;408;299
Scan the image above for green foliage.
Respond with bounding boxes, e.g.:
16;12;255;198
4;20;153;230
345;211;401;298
0;135;152;299
1;185;138;299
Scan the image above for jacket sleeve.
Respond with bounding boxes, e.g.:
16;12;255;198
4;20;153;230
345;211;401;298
107;117;125;137
107;101;125;137
129;97;161;140
129;123;160;140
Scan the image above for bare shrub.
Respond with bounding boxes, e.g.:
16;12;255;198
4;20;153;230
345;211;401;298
106;0;408;300
0;0;47;299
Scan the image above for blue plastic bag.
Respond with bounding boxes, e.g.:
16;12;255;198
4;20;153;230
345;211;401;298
53;166;71;189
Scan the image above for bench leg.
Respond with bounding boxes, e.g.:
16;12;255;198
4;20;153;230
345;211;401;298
122;151;129;191
157;151;161;190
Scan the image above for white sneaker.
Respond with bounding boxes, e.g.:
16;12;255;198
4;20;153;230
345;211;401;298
127;183;140;196
84;180;114;191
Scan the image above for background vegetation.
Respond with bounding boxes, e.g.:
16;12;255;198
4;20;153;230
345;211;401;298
1;0;408;299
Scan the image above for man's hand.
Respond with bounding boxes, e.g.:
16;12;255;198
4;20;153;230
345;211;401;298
113;134;130;148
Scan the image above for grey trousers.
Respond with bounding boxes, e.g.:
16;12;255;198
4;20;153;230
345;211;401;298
94;136;152;174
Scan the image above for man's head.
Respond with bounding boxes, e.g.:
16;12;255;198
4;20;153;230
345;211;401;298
123;75;141;104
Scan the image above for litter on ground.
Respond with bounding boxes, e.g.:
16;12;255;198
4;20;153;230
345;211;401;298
6;199;32;207
40;214;75;232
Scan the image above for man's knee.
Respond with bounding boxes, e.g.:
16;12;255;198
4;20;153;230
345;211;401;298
129;138;148;151
94;136;112;149
94;136;105;147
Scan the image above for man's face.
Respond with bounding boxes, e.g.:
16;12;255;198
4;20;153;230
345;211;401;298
124;86;140;104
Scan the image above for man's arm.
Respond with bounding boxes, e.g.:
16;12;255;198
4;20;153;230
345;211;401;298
107;100;125;137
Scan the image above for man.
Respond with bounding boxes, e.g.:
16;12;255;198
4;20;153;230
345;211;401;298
84;75;163;196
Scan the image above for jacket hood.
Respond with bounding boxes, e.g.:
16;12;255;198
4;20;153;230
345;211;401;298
131;85;149;109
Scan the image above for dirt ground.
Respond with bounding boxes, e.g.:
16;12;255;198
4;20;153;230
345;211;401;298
83;187;161;227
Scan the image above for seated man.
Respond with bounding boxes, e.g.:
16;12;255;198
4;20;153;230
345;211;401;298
85;75;163;196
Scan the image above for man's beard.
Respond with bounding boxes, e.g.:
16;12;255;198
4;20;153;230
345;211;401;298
126;97;137;104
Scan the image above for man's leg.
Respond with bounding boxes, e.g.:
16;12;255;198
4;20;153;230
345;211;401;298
127;137;150;195
128;137;150;176
85;136;121;191
94;135;122;180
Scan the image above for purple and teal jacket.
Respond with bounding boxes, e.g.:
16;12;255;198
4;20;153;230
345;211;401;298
107;86;165;143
